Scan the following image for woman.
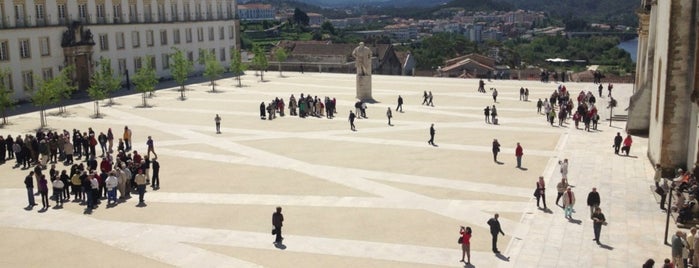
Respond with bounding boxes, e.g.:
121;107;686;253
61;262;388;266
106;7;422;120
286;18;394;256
622;134;633;156
536;176;547;209
38;174;49;209
459;226;472;264
52;174;64;207
492;139;501;162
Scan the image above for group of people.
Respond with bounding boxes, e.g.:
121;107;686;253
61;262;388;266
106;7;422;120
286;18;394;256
535;85;601;131
260;94;338;120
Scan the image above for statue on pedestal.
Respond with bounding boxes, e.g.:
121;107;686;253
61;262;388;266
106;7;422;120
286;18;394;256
352;42;372;76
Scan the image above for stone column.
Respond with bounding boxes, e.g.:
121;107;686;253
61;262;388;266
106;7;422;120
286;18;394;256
626;8;654;134
356;74;372;100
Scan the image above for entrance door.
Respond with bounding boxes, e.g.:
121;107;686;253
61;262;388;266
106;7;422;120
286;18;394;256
75;55;90;90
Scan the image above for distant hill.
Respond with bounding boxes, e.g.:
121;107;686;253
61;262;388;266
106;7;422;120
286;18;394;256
500;0;640;26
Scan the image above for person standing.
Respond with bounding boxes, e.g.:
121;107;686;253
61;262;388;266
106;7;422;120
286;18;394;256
587;188;601;218
555;178;569;206
151;158;160;189
348;111;356;131
105;171;118;205
135;169;147;205
672;231;685;268
558;159;569;179
97;132;108;157
38;175;49;210
396;95;403;112
536;176;547;209
591;207;606;245
107;128;114;153
688;227;697;267
622;134;633;156
484;106;491;123
492;88;498;103
123;126;132;151
537;99;543;114
52;175;64;207
515;143;523;168
272;206;284;244
492;139;500;162
428;124;436;146
146;136;157;159
24;171;36;208
654;164;663;188
215;114;222;134
386;107;393;126
491;105;498;124
563;187;576;219
459;226;472;264
487;213;505;253
612;132;623;154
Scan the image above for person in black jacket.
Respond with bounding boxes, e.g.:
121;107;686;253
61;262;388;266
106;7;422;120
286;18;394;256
272;207;284;244
613;132;623;154
587;188;601;218
487;213;505;253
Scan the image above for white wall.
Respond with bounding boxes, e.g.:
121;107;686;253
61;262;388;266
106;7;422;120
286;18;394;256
647;0;671;164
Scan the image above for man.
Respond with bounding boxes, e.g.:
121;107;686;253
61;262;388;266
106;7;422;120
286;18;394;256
492;139;500;162
396;95;403;112
515;143;523;168
88;173;99;210
492;88;498;103
536;99;543;114
135;169;147;204
123;126;132;151
487;213;505;253
484;106;491;123
563;187;576;219
519;87;524;101
146;136;157;159
536;176;547;209
348;111;356;131
105;171;118;205
215;114;222;134
688;227;697;267
151;158;160;189
272;206;284;244
586;188;601;218
659;179;670;210
613;132;623;154
428;124;436;146
24;171;36;208
591;207;606;245
386;107;392;126
559;159;569;178
598;84;603;97
672;231;686;268
556;178;569;206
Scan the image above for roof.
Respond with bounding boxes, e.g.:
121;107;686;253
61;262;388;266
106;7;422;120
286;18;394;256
444;53;495;68
441;58;495;73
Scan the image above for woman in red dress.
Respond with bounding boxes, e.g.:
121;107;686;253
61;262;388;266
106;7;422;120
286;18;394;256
460;226;472;264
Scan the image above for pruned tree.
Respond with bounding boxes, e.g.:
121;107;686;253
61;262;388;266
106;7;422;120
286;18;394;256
170;47;193;99
252;45;269;82
0;68;16;125
274;48;288;77
33;76;56;128
199;49;224;92
230;48;247;87
133;56;158;107
88;58;120;117
54;65;76;114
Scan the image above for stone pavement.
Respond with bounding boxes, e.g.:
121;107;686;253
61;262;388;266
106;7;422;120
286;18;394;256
0;72;670;267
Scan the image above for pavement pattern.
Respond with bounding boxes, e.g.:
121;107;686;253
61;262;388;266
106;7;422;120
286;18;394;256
0;72;670;267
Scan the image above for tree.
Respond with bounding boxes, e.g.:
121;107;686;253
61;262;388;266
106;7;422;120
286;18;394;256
0;68;16;125
199;49;224;92
293;8;309;26
274;48;288;77
230;49;247;87
170;47;193;99
321;21;336;35
251;45;269;82
88;58;120;117
133;56;158;107
53;65;77;114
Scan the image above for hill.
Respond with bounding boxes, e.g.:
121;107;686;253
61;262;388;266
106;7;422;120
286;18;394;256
500;0;640;26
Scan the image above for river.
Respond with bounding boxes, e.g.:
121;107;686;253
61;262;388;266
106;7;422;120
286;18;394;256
617;37;638;63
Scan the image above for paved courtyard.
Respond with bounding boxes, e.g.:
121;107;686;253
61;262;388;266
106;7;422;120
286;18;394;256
0;72;670;267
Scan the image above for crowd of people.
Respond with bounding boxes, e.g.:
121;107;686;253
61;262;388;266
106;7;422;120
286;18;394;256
533;84;601;130
260;94;338;120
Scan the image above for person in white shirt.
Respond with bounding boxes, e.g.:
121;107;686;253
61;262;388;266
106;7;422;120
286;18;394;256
105;172;118;205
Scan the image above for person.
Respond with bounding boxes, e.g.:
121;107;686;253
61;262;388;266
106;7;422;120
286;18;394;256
563;187;576;219
515;143;523;168
348;111;356;131
260;102;266;120
662;258;673;268
672;231;686;268
587;187;601;218
536;99;543;114
519;87;524;101
558;159;569;178
491;105;498;124
622;134;633;156
135;169;147;204
613;132;623;154
487;213;505;253
598;84;603;97
38;174;49;210
492;139;500;162
386;107;392;126
484;106;491;123
607;83;613;97
123;126;132;151
536;176;547;209
396;95;403;112
427;91;434;106
654;164;663;188
422;91;428;105
146;136;157;159
105;171;118;205
24;171;36;208
98;132;108;157
215;114;221;134
459;226;472;264
52;174;64;207
556;178;569;206
352;42;372;76
591;207;606;245
272;206;284;244
694;228;699;268
688;227;697;267
492;88;498;102
151;158;160;189
428;124;435;146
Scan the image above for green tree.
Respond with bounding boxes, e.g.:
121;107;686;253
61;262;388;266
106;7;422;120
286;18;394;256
199;49;224;92
252;45;269;82
293;8;309;26
53;65;77;114
0;68;16;125
274;48;288;76
133;56;158;107
88;58;120;117
321;21;336;35
170;47;193;99
230;48;247;87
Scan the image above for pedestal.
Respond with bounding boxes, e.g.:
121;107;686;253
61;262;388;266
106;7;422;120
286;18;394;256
356;75;372;100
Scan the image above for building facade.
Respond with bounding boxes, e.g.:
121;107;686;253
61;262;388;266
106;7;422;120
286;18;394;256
237;3;273;22
627;0;699;172
0;0;240;100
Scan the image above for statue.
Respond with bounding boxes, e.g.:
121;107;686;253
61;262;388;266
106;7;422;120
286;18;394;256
352;42;372;76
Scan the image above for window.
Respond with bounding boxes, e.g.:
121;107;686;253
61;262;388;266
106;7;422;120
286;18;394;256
0;41;9;61
35;4;45;25
22;71;33;91
99;34;109;51
14;4;25;26
161;54;170;70
185;28;192;43
187;51;193;62
134;57;142;71
149;56;156;69
160;30;168;45
197;27;203;42
220;48;225;61
96;4;105;23
129;4;137;21
171;3;178;21
78;4;87;22
219;27;224;40
113;4;122;23
57;4;66;23
39;37;50;56
206;3;212;19
144;4;152;22
42;68;53;80
183;3;191;20
116;32;125;49
195;3;201;19
229;26;235;40
157;4;165;22
146;30;154;47
19;39;30;59
197;49;203;62
0;73;12;90
173;29;181;44
118;59;127;75
132;31;140;48
208;27;214;41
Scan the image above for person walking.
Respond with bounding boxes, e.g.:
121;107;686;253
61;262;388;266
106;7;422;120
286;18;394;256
123;126;132;151
24;171;36;208
386;107;393;126
146;136;157;159
215;114;222;134
613;132;623;154
151;158;160;189
591;207;606;245
563;187;576;219
348;111;356;131
587;188;601;218
491;105;498;124
492;139;501;162
558;159;569;179
536;176;547;209
428;124;436;146
487;213;505;253
660;179;670;210
515;143;523;168
38;175;49;210
396;95;404;112
427;91;434;106
555;178;569;207
135;169;147;205
537;99;543;114
272;206;284;244
492;88;498;103
484;106;491;123
622;134;633;156
459;226;472;264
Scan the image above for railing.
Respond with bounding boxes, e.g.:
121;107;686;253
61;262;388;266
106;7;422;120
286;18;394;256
96;17;106;24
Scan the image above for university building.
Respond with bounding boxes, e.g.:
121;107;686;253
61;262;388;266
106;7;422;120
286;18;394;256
0;0;240;100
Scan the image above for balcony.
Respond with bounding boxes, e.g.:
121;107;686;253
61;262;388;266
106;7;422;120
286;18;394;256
96;17;106;24
113;16;123;24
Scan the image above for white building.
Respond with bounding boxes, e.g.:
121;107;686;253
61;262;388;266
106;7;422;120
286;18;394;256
237;3;274;22
0;0;240;101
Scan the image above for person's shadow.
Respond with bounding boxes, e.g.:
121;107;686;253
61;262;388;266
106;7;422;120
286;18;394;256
274;243;287;250
567;218;583;225
599;243;614;250
463;262;476;268
495;161;504;165
495;252;510;261
539;207;553;214
517;167;528;171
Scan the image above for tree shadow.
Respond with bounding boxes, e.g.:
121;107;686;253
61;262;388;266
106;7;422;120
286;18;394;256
135;104;155;109
207;90;226;94
89;114;105;119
